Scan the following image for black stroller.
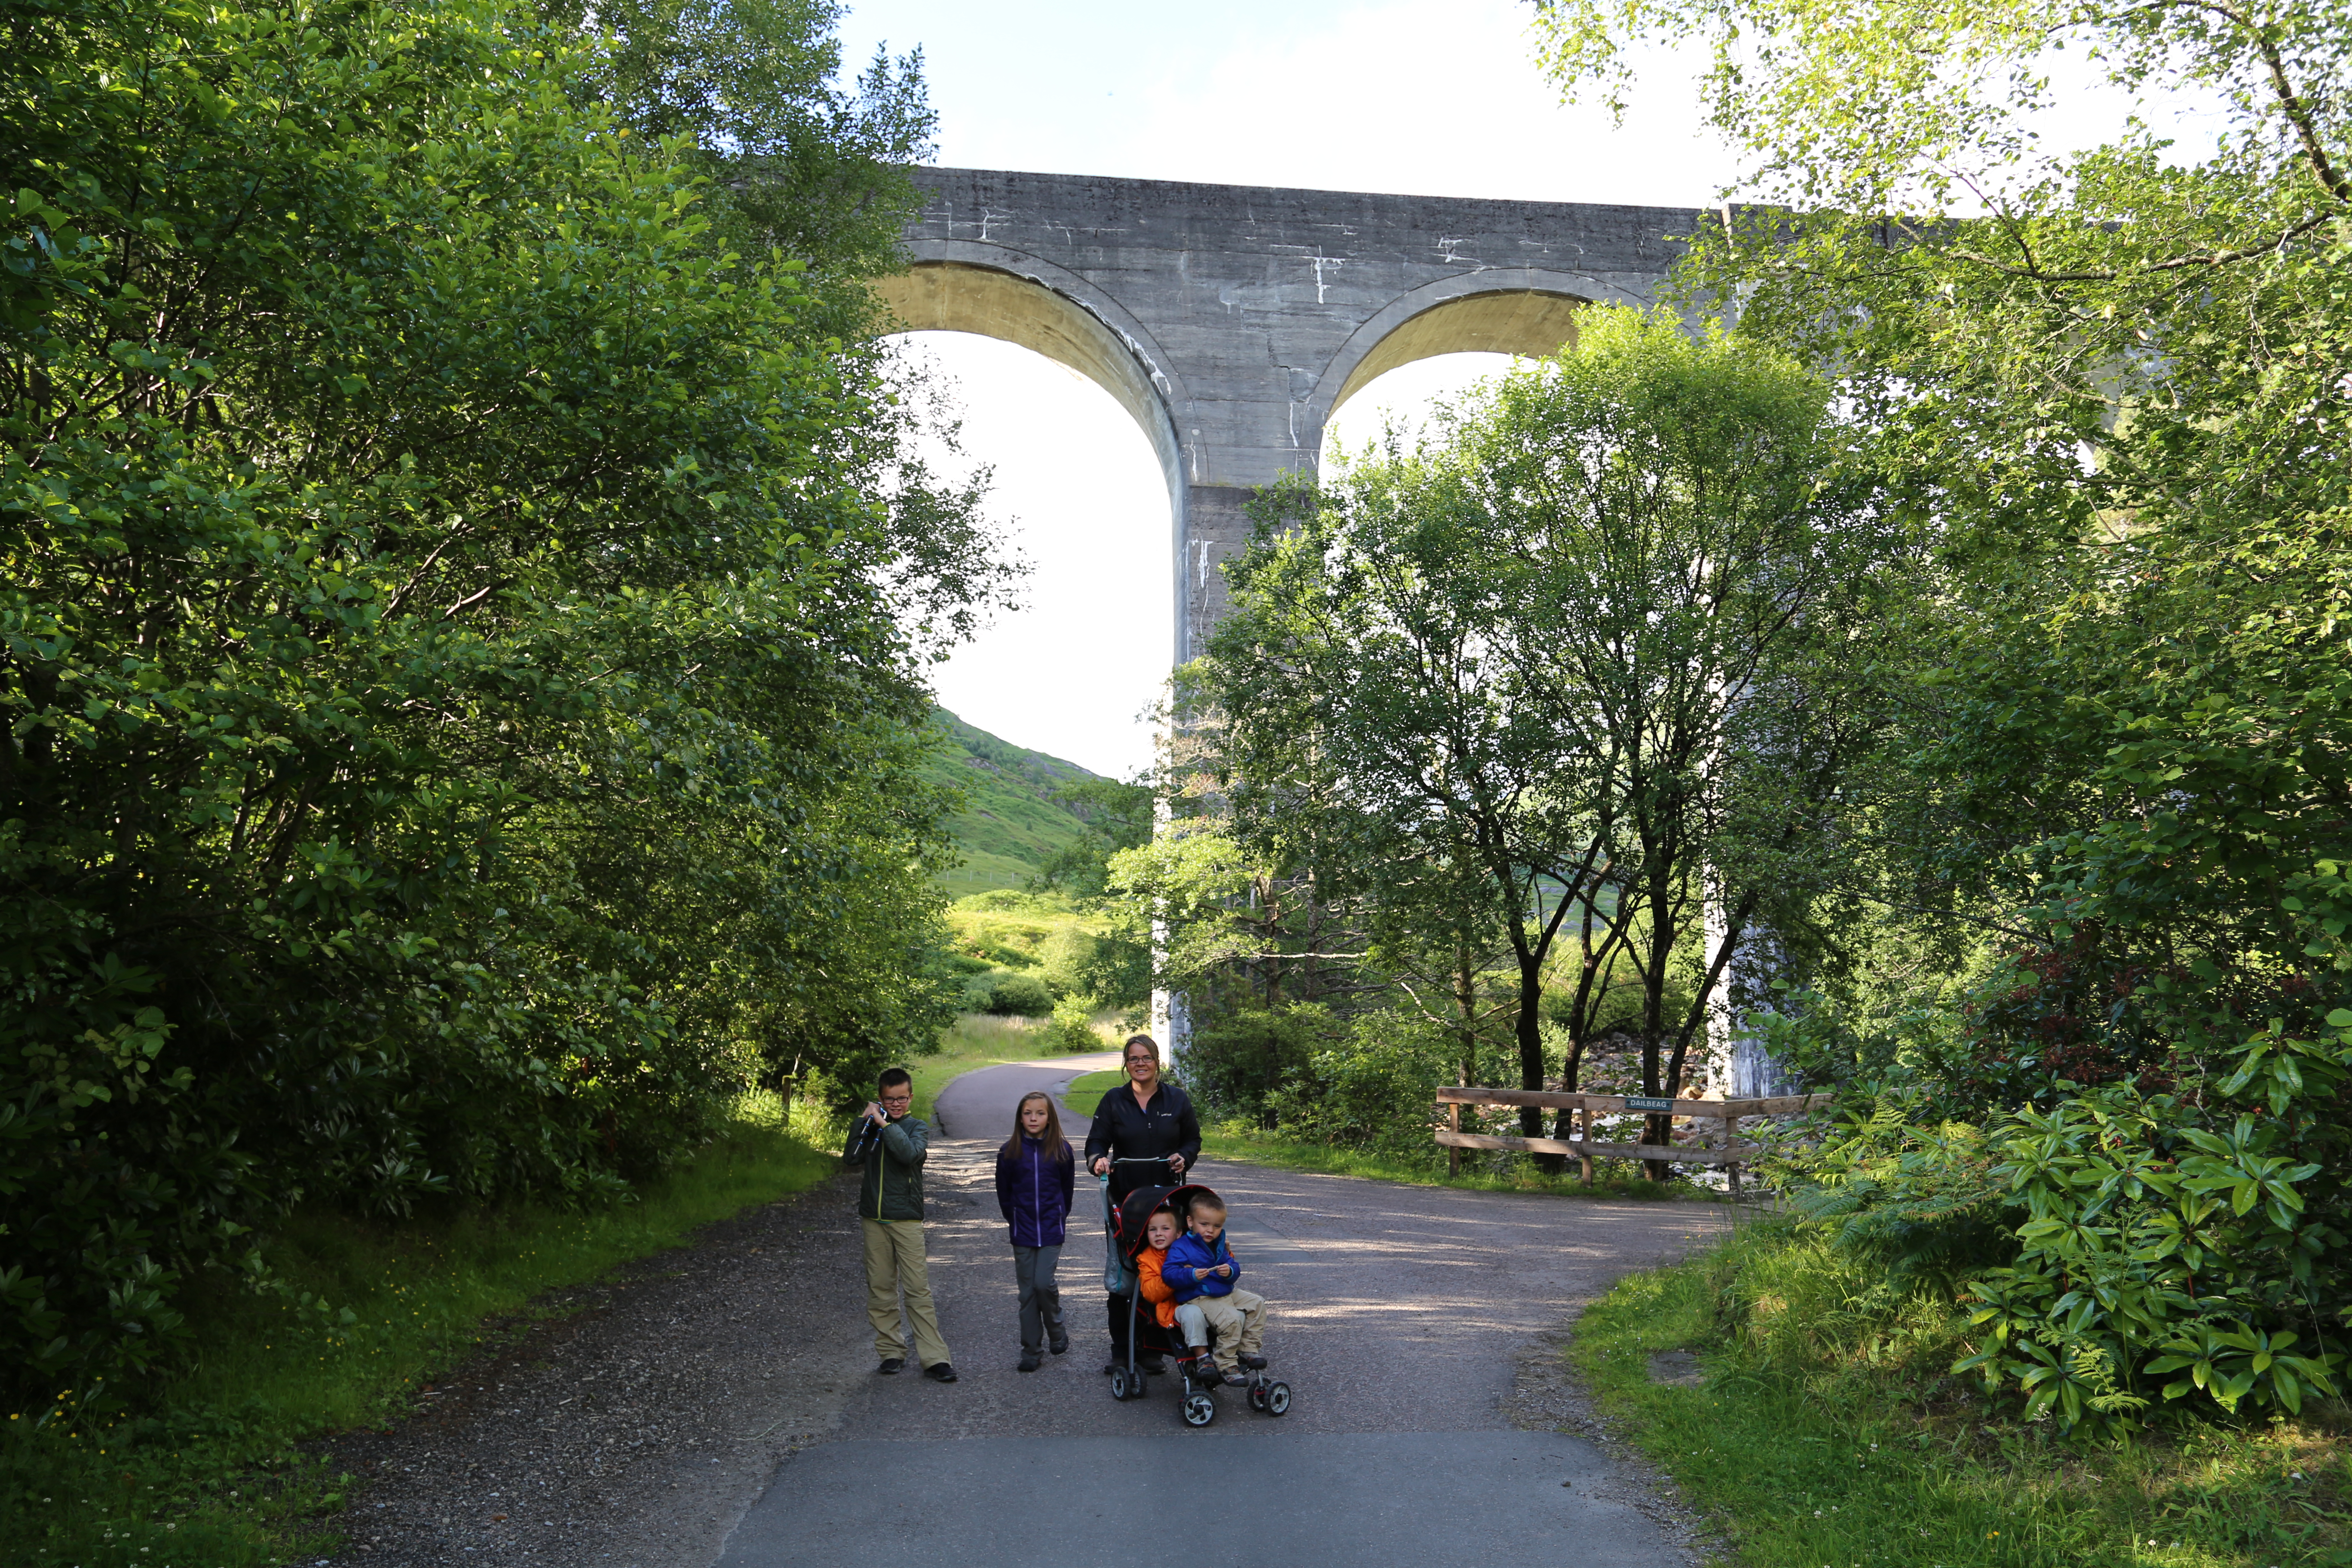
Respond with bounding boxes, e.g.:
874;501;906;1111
1103;1170;1292;1427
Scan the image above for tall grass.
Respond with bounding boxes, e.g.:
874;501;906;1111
0;1093;839;1568
1570;1220;2352;1567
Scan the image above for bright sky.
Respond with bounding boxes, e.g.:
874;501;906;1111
837;1;2216;778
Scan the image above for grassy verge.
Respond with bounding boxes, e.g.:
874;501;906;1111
1199;1122;1715;1200
1064;1067;1124;1117
1;1093;839;1568
906;1012;1109;1121
1570;1220;2352;1568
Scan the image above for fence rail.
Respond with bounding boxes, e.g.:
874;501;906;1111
1433;1085;1828;1189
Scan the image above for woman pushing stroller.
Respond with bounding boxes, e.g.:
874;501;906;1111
1084;1033;1200;1373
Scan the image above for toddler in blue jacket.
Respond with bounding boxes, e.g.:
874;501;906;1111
1160;1189;1269;1384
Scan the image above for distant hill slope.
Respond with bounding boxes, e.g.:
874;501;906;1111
922;708;1107;897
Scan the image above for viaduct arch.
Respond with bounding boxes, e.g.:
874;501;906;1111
875;166;1700;663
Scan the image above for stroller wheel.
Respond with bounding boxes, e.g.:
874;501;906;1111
1264;1381;1292;1416
1181;1390;1217;1427
1109;1366;1133;1401
1246;1384;1268;1412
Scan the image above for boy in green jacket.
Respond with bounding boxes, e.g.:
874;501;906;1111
844;1068;956;1381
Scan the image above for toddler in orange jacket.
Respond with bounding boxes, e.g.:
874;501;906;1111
1136;1207;1183;1335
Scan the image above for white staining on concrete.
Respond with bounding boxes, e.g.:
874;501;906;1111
1308;253;1344;303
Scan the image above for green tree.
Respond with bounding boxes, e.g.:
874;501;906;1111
1028;775;1154;897
1199;309;1901;1159
544;0;934;285
1534;0;2351;1071
0;0;996;1393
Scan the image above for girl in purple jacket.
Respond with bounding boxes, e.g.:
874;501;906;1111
995;1091;1077;1371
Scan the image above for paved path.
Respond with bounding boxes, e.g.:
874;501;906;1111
929;1048;1122;1142
726;1431;1669;1568
721;1063;1726;1566
329;1066;1726;1568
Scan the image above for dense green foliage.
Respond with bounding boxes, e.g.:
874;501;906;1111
940;887;1149;1019
1;0;1001;1399
1532;0;2352;1430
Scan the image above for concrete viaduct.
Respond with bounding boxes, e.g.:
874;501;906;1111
875;166;1704;665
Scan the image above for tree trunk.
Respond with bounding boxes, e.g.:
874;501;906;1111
1515;937;1549;1146
1641;879;1672;1180
1454;942;1478;1089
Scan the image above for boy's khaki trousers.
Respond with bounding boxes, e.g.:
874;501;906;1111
1175;1288;1268;1373
862;1218;951;1368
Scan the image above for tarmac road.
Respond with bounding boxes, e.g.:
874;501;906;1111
328;1060;1726;1568
929;1047;1123;1142
719;1056;1725;1566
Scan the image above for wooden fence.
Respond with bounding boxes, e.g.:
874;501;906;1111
1434;1085;1826;1191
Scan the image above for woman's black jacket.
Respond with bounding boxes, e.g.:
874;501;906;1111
1084;1079;1202;1199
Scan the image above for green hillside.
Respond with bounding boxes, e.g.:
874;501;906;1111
922;708;1107;897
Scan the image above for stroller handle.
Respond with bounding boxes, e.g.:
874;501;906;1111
1096;1153;1183;1184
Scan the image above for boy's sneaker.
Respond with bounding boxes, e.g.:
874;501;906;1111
1048;1325;1070;1355
1237;1353;1268;1370
1017;1349;1042;1373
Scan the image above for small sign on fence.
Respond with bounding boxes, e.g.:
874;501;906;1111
1620;1096;1678;1112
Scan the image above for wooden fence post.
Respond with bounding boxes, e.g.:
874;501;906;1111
1577;1101;1594;1184
1448;1099;1461;1177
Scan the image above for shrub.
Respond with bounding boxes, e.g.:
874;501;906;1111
1036;927;1097;1000
1049;995;1103;1052
1184;1004;1331;1124
1781;1011;2352;1432
1265;1011;1455;1160
971;972;1054;1017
